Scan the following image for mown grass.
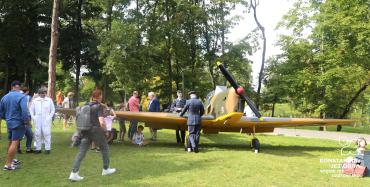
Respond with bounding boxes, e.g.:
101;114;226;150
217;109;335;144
0;120;369;187
289;125;370;134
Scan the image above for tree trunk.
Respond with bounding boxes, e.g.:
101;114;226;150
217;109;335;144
202;0;216;89
165;0;173;103
4;62;9;91
118;90;125;102
74;0;83;104
271;102;275;117
250;0;266;110
190;25;196;90
319;112;326;131
337;84;368;131
175;58;180;91
102;0;114;102
47;0;60;100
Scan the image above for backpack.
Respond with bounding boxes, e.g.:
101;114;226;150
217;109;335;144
76;103;93;131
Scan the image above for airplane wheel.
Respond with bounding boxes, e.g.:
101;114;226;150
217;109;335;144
251;138;260;153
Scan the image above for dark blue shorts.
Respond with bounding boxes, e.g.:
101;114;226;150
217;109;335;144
8;125;26;141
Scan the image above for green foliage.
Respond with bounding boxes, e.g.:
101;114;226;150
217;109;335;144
264;0;370;118
0;0;254;104
0;0;51;93
98;0;253;103
79;77;96;102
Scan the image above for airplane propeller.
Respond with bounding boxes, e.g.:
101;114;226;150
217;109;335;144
216;61;262;118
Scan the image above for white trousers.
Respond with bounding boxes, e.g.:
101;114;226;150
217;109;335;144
35;122;51;151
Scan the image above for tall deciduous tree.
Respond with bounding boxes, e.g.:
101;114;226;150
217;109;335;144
249;0;266;110
269;0;369;124
47;0;61;100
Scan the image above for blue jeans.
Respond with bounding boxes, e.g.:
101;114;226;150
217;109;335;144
128;121;138;140
18;125;33;150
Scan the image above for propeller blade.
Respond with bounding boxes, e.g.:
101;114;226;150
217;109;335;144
216;61;262;118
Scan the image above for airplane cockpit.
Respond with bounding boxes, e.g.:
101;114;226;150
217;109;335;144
204;86;244;118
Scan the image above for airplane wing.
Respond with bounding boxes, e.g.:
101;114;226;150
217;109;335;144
56;108;354;133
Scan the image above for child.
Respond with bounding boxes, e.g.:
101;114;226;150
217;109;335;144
131;125;149;146
356;137;367;155
118;102;126;143
104;102;117;143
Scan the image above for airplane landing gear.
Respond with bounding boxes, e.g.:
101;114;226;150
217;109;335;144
250;126;260;153
251;138;260;153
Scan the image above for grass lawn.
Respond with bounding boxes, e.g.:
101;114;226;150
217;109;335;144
1;120;369;187
288;125;370;134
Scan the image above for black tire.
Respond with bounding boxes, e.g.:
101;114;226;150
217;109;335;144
251;138;260;153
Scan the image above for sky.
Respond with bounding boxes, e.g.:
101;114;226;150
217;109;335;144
227;0;293;88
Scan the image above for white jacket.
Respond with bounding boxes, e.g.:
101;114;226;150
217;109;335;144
30;96;55;126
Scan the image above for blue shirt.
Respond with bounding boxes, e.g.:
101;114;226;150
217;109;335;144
171;98;186;112
180;98;205;126
148;98;160;112
0;90;30;128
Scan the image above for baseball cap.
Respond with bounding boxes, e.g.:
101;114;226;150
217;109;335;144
10;80;21;87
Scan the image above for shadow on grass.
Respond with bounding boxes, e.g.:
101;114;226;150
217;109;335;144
261;144;339;157
49;130;339;159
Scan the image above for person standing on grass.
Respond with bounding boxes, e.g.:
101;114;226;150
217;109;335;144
118;101;127;143
0;80;31;170
30;88;55;154
62;92;74;129
180;91;204;153
148;92;160;141
171;90;186;144
69;89;116;181
56;91;63;108
104;101;117;143
17;87;34;154
128;91;140;140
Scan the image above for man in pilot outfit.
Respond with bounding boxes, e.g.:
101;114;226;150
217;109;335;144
180;91;204;153
171;90;186;144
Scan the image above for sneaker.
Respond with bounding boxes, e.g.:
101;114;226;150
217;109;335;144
3;165;17;171
102;168;116;176
12;159;21;165
26;149;34;153
17;150;23;154
34;150;42;154
45;150;51;154
187;148;192;153
69;172;84;181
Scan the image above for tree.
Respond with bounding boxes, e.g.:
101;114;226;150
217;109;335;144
47;0;61;100
0;0;51;94
270;0;369;123
249;0;266;109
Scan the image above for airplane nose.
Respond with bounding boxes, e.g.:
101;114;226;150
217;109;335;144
236;86;245;95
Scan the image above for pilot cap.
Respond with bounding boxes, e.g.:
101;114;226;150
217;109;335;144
188;91;197;95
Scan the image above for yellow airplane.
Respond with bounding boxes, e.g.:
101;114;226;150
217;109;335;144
57;62;354;152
